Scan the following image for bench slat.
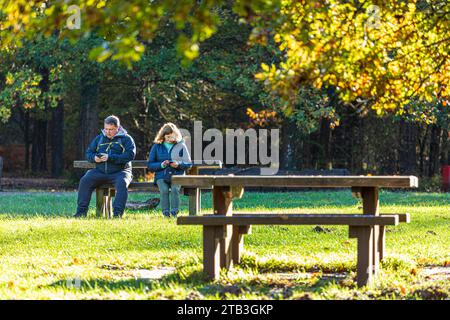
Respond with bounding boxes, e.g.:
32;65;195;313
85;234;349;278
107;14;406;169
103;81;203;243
177;214;399;226
232;212;410;223
73;160;222;169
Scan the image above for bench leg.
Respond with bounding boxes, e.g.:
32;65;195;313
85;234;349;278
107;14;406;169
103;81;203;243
350;226;374;287
96;188;103;218
231;226;252;265
97;188;114;219
378;226;385;261
105;188;114;219
203;226;221;280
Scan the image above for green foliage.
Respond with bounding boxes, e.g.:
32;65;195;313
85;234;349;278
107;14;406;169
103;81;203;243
255;1;450;116
0;0;279;67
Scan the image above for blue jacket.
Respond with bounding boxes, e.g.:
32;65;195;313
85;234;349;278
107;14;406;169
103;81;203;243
147;140;192;184
86;126;136;174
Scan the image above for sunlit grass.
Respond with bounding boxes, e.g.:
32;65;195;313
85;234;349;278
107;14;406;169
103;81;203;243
0;190;449;299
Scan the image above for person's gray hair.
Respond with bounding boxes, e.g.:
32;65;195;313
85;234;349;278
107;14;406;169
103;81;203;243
104;115;120;127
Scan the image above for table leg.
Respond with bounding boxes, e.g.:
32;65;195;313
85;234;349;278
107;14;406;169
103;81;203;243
213;186;233;270
354;226;374;287
203;226;221;280
361;187;380;275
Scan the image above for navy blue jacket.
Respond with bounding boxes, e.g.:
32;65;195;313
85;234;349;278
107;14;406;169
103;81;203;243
86;127;136;174
147;140;192;184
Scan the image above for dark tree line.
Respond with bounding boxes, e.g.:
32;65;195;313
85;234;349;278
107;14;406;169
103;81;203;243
1;8;448;180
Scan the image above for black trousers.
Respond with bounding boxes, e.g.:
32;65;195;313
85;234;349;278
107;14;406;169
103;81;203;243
76;169;132;216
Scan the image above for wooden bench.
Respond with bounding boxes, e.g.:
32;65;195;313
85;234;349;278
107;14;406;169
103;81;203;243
173;175;418;287
73;160;222;217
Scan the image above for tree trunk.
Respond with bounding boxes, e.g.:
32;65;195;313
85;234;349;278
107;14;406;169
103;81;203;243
319;117;332;169
428;124;441;177
398;120;418;175
50;99;65;177
440;129;449;166
418;124;429;176
24;111;31;171
31;118;48;172
79;69;100;159
280;118;297;170
31;67;50;173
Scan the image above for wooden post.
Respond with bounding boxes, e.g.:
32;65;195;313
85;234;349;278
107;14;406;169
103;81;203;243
354;226;374;287
97;187;115;218
203;226;221;280
213;186;233;270
361;187;380;274
105;188;115;218
378;226;385;261
187;166;201;215
96;188;103;217
231;225;251;264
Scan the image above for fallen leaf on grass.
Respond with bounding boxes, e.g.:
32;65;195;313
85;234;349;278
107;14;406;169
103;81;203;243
400;285;407;295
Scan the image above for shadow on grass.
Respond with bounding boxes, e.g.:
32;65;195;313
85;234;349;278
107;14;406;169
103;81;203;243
47;264;355;299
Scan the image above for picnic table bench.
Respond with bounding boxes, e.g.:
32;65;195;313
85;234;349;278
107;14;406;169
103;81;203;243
173;175;418;287
73;160;222;217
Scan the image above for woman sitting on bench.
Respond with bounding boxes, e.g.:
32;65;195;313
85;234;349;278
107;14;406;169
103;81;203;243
147;123;192;217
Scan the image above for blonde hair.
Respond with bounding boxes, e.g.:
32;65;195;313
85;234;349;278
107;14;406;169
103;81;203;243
153;122;183;144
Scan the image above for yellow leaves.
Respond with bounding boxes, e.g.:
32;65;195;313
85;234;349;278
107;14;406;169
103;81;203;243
274;33;281;43
407;3;416;13
5;73;14;85
313;77;323;89
254;72;266;81
177;35;199;64
261;63;269;72
97;1;106;9
247;108;280;127
184;43;199;60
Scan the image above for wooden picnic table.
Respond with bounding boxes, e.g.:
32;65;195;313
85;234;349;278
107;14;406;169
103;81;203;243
173;175;418;287
73;160;222;217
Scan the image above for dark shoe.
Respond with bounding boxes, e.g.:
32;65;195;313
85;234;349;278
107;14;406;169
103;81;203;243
73;212;87;218
162;210;170;218
170;209;179;217
113;212;123;219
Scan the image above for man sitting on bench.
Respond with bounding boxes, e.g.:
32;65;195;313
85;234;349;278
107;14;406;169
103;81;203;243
74;115;136;218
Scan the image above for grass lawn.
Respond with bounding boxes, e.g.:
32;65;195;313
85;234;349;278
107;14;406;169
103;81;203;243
0;190;449;300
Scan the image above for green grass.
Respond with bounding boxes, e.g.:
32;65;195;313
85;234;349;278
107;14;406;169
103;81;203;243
0;190;449;300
